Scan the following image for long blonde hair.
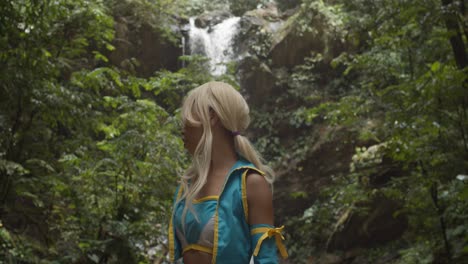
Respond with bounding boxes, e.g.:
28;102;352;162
178;81;274;226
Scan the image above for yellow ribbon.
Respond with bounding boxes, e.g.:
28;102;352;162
252;225;288;258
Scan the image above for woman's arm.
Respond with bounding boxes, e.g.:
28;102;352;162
246;172;274;225
246;172;287;264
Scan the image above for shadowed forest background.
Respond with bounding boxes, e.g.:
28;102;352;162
1;0;467;263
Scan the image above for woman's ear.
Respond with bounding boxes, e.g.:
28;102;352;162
209;108;219;126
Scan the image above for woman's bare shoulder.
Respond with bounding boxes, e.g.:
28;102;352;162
245;171;274;225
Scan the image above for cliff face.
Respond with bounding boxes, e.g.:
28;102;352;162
107;16;182;77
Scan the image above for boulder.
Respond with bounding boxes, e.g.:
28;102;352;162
194;10;232;29
244;2;281;22
268;9;348;69
234;3;285;57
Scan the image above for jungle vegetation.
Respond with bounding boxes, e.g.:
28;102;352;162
0;0;466;263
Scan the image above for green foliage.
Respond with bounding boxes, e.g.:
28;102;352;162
285;0;468;262
296;0;346;37
55;85;186;262
284;200;336;263
241;0;468;263
0;222;39;263
2;0;467;263
108;0;185;45
0;0;211;262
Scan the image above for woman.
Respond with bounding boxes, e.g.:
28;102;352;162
168;81;288;264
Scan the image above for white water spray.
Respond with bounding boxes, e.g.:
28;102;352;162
188;16;241;75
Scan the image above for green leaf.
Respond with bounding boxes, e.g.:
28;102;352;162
431;61;441;72
93;51;109;62
105;43;115;51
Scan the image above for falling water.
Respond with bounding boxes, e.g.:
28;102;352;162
181;36;186;68
188;16;241;75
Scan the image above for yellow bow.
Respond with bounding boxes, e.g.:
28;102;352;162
252;225;288;258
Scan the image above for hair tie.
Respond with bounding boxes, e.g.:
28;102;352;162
231;131;241;137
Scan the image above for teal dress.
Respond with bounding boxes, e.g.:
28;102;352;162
174;194;218;255
168;158;288;264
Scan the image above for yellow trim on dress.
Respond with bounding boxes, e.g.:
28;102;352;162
193;195;219;203
241;167;265;222
251;225;288;259
241;170;249;221
211;209;219;264
182;244;213;254
168;218;174;261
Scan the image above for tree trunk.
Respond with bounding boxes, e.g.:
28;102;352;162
441;0;468;69
430;182;452;261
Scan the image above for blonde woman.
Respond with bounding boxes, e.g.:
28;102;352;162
168;82;288;264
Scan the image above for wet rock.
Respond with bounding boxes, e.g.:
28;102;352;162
195;10;233;29
244;2;281;22
234;3;285;57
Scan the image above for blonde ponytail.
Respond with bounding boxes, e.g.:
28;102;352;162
234;135;275;188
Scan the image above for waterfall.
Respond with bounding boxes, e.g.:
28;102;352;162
181;35;186;68
188;16;241;76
